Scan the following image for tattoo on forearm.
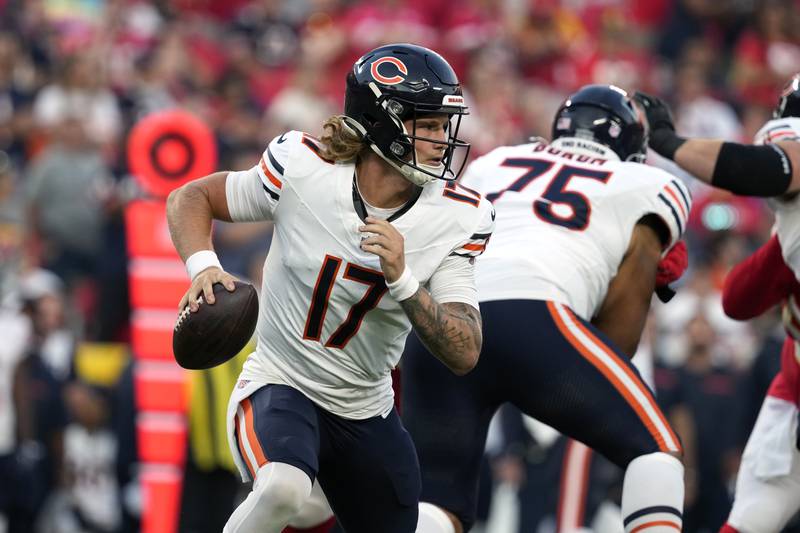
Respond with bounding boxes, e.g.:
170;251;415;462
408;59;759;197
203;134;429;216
400;288;482;367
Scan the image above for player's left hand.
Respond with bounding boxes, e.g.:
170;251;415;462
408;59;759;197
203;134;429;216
633;91;675;133
359;216;406;283
657;241;689;287
655;240;689;303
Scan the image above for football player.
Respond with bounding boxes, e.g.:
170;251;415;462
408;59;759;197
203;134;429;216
166;43;494;533
403;85;690;533
647;76;800;533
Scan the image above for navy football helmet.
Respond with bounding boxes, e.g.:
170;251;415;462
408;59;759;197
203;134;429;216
775;73;800;119
552;85;647;162
343;43;470;186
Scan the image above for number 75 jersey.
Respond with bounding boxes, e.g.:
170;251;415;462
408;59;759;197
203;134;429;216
461;140;692;321
225;130;494;420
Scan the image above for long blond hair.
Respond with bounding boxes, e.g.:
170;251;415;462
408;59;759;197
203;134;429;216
318;116;369;163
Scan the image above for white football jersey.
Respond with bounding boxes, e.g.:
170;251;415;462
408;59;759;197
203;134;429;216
225;130;494;419
461;138;692;320
758;117;800;278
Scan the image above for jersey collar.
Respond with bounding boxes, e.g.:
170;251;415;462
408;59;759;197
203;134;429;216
351;172;423;223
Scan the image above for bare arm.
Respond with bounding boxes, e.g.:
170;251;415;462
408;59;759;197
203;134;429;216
166;171;232;261
635;91;800;195
591;222;664;357
400;292;482;375
673;139;800;192
166;172;238;310
671;139;722;183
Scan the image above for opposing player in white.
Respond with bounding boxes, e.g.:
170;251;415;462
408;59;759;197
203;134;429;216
637;73;800;533
403;85;690;533
166;43;494;533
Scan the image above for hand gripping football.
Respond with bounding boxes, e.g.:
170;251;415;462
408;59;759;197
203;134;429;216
172;281;259;369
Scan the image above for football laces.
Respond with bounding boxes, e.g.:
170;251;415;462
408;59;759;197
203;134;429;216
174;295;205;330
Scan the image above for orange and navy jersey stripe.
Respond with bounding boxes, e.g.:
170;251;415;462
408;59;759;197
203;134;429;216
256;140;286;203
547;301;682;454
450;231;492;258
657;178;692;240
764;123;800;143
234;397;269;480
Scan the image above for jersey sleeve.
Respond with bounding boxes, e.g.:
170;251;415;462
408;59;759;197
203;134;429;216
754;117;800;145
427;253;479;308
649;176;693;247
449;199;495;258
428;196;495;309
225;132;293;222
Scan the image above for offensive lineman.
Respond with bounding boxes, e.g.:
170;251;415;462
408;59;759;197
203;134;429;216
403;85;690;533
166;43;494;533
640;76;800;533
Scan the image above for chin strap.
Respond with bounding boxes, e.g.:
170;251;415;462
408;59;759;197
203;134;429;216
341;114;438;186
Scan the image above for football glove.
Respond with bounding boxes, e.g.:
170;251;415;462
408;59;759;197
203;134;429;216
633;91;686;160
655;240;688;303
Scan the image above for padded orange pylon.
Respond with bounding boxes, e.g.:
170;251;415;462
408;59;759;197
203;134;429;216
141;465;184;533
135;363;188;412
131;310;178;361
137;413;187;465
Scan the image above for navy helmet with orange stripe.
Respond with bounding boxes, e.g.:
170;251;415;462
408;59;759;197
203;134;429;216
775;73;800;119
552;84;647;162
343;43;470;186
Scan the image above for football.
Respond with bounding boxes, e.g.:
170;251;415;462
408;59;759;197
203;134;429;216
172;281;259;369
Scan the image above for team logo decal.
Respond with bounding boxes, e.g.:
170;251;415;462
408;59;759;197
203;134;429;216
370;57;408;85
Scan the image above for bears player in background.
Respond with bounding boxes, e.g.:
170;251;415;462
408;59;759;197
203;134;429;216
403;85;691;533
166;43;494;533
640;74;800;533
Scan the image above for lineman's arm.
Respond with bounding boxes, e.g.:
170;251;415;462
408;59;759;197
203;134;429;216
591;221;664;357
635;91;800;196
166;172;238;310
672;138;800;195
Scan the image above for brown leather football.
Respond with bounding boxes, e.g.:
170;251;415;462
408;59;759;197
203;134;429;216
172;281;259;369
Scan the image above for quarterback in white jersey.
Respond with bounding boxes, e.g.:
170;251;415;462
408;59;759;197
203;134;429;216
167;43;493;533
403;85;690;533
227;128;492;421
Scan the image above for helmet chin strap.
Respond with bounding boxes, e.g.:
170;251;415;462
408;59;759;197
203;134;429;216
368;144;438;186
346;84;445;186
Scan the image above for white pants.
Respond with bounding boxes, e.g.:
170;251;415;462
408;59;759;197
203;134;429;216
728;396;800;533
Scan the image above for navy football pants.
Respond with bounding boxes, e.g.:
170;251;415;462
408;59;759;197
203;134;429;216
402;299;681;530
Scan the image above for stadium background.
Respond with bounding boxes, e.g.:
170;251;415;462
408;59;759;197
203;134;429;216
0;0;799;532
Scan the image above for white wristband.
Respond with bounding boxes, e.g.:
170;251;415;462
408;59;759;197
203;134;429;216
185;250;222;280
386;267;419;301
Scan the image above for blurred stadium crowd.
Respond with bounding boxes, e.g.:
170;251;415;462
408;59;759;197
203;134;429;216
0;0;799;532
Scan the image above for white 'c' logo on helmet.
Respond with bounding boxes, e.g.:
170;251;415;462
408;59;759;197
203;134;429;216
370;57;408;85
